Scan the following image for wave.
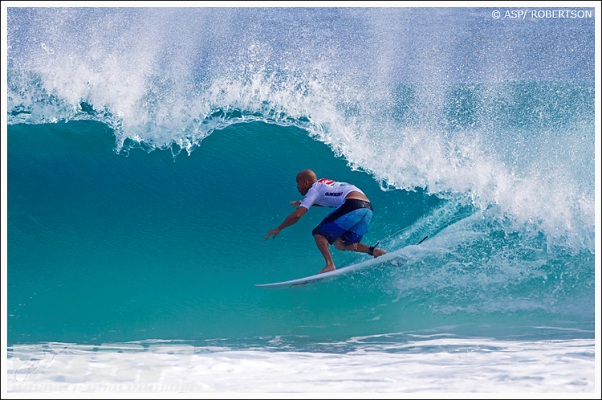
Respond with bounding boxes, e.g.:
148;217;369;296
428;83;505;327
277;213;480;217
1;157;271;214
6;7;596;346
6;8;596;247
7;74;596;247
7;120;595;345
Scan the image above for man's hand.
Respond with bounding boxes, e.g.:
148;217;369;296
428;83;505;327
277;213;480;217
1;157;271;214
265;228;281;240
265;207;307;241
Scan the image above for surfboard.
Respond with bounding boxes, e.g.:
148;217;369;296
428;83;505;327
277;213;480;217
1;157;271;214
256;236;428;289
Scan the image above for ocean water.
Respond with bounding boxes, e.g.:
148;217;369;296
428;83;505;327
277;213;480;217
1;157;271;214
3;4;600;396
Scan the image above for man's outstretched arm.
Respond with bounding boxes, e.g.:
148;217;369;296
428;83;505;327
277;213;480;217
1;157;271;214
265;207;308;240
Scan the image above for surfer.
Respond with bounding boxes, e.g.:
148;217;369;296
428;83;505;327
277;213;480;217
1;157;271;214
265;169;386;274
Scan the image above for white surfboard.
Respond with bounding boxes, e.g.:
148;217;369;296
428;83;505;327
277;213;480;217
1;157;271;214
256;236;427;289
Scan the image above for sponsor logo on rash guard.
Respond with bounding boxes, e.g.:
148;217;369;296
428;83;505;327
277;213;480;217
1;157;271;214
325;192;343;196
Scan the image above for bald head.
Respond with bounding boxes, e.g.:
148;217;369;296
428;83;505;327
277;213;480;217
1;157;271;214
296;169;317;195
296;169;317;182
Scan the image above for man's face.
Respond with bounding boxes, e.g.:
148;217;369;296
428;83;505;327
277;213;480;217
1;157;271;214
296;177;310;195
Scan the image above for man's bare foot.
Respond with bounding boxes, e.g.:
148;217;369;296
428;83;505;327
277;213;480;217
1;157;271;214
319;265;336;274
372;248;386;258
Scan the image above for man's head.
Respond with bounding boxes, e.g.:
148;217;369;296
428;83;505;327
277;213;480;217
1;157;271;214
296;169;317;195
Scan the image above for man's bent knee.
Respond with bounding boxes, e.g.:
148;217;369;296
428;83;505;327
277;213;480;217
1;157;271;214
314;234;329;243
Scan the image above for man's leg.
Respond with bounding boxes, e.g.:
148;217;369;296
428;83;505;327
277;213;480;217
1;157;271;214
313;234;336;274
333;238;386;257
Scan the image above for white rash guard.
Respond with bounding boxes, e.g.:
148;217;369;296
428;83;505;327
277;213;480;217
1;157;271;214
299;178;364;209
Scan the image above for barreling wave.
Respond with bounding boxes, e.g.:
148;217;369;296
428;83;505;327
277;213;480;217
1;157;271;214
7;120;595;345
7;7;596;272
7;67;595;251
7;7;597;348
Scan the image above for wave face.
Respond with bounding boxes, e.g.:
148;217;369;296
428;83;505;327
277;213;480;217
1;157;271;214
6;7;596;347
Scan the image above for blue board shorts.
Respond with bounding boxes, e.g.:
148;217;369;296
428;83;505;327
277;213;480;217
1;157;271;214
312;199;373;245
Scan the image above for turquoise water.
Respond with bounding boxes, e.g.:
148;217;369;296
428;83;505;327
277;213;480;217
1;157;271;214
9;120;442;344
7;109;596;346
4;5;598;394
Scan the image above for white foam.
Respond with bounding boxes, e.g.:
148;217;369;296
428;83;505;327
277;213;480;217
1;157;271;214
5;338;597;396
